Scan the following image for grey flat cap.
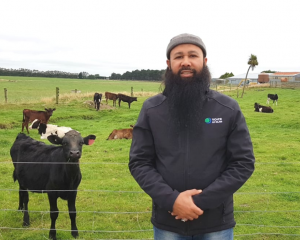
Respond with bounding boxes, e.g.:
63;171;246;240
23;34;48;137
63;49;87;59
166;33;207;59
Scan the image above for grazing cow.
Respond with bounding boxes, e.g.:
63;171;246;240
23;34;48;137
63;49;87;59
10;131;96;240
93;92;102;111
105;92;118;107
29;119;74;139
254;102;274;113
118;93;137;109
22;108;56;134
107;125;134;140
267;94;278;105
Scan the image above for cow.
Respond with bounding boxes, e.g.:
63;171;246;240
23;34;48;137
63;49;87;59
29;119;74;139
22;108;56;134
254;102;274;113
105;92;118;107
93;92;102;111
267;94;278;105
107;125;134;140
10;130;96;240
117;93;137;109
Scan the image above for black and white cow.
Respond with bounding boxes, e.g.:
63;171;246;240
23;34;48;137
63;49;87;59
93;92;102;111
10;131;96;240
267;94;278;105
29;119;74;139
254;102;274;113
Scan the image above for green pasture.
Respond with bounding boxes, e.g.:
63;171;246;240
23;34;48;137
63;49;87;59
0;76;299;240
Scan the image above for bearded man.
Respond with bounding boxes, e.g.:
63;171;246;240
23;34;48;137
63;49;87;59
129;33;255;240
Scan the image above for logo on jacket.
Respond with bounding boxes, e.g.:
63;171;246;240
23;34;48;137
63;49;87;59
205;118;223;124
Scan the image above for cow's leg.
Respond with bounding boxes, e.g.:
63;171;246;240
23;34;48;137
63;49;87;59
19;188;30;226
118;98;121;107
68;192;79;238
48;193;59;240
128;103;131;109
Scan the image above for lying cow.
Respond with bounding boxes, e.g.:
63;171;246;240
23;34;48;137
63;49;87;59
94;92;102;111
10;131;96;240
107;125;134;140
105;91;118;107
29;119;74;139
22;108;56;134
267;94;278;105
254;102;274;113
118;93;137;109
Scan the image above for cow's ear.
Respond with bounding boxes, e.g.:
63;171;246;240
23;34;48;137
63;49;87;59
47;135;63;145
53;108;56;111
83;135;96;145
45;108;48;111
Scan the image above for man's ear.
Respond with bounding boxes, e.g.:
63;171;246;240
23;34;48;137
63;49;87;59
204;57;208;66
166;59;171;69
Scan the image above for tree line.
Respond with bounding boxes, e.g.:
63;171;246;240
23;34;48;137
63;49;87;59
110;69;165;81
0;67;166;81
0;67;79;79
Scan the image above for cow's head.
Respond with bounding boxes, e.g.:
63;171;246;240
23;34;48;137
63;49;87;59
45;108;56;116
47;130;96;162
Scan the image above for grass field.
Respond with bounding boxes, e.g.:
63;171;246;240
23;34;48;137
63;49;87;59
0;76;300;240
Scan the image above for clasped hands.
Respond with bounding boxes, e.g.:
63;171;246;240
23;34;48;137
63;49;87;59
170;189;203;222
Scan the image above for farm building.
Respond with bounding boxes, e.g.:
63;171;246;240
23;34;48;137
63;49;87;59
227;73;259;85
269;72;300;83
258;73;270;83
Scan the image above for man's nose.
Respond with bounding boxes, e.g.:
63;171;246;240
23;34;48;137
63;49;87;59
181;56;191;67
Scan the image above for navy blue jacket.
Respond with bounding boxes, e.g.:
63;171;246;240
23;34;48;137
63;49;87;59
129;90;255;235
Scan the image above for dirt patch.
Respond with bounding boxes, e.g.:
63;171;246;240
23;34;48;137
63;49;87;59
83;101;115;110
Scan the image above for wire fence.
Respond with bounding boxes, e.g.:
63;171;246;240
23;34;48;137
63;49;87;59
1;160;300;239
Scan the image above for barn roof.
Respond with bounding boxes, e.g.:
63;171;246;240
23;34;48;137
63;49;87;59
228;73;259;79
272;72;300;76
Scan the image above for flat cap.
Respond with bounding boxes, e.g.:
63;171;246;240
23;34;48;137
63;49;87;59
166;33;207;59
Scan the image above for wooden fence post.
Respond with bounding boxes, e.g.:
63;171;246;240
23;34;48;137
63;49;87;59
56;87;59;104
4;88;7;103
131;87;133;97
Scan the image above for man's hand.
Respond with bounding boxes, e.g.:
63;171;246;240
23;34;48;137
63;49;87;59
171;189;203;221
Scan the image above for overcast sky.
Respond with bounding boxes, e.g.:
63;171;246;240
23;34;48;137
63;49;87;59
1;0;300;78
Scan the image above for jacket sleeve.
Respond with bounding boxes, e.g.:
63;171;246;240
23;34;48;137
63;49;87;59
129;104;180;211
193;107;255;210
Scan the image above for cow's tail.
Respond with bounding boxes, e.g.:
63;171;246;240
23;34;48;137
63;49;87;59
22;110;26;123
13;169;17;182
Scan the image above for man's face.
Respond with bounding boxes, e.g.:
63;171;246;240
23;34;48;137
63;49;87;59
167;44;207;78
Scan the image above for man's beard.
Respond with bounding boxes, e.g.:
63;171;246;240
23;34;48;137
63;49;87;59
162;65;211;129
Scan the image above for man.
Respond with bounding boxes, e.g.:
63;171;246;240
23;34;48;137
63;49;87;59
129;33;255;240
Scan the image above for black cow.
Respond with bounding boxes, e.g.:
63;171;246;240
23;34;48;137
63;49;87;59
10;130;96;240
94;92;102;111
254;102;274;113
267;94;278;105
118;93;137;109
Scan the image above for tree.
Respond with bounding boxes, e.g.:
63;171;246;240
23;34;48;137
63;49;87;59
241;54;258;98
219;72;234;79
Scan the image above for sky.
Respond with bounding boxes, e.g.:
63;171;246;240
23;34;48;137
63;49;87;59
1;0;300;78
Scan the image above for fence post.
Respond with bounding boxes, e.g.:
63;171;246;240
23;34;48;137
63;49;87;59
4;88;7;103
56;87;59;104
131;87;133;97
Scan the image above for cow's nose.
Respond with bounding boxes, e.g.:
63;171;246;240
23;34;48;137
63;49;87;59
70;150;80;158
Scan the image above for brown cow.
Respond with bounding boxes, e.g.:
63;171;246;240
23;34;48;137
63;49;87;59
118;93;137;109
107;125;134;140
22;108;56;134
105;92;118;107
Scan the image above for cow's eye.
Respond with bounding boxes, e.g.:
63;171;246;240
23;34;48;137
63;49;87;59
79;142;83;146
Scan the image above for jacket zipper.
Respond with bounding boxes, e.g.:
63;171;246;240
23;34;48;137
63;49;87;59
185;128;189;235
